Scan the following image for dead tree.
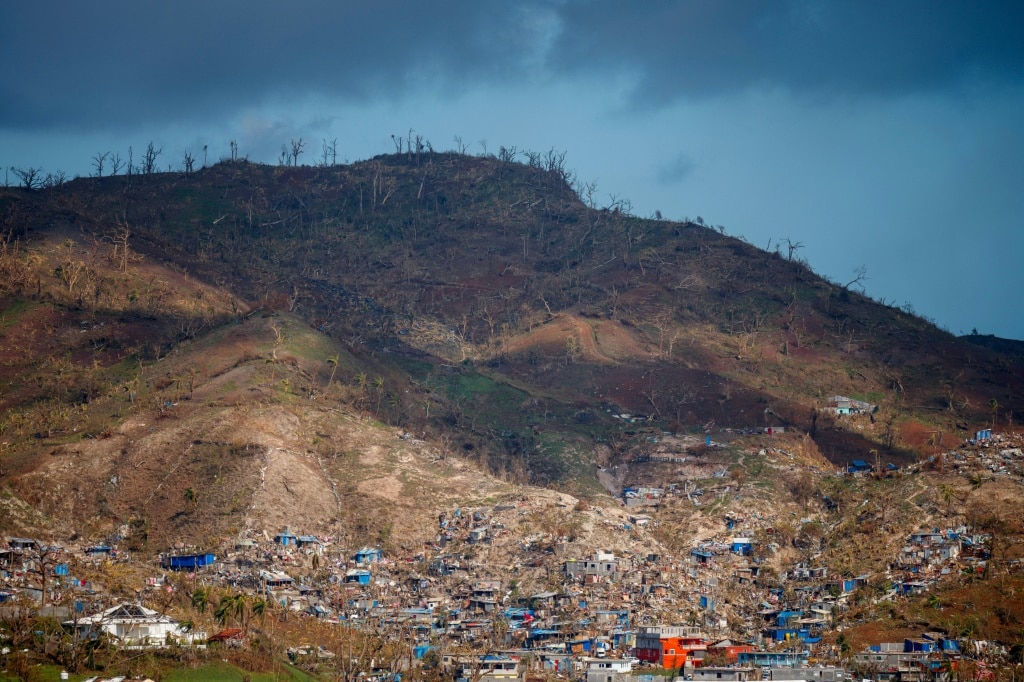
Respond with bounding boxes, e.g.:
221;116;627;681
112;222;131;273
26;543;61;607
11;166;44;189
290;138;306;165
321;138;338;166
844;265;868;290
141;142;162;174
91;152;109;178
784;237;803;261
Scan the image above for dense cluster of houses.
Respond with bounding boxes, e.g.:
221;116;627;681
941;431;1024;482
890;528;989;591
852;634;986;682
0;508;994;682
0;443;1014;682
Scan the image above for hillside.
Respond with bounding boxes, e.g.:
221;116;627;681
0;155;1022;677
4;155;1021;484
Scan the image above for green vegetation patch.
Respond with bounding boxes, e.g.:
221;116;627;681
165;660;313;682
533;432;602;495
0;300;36;330
170;187;233;225
429;367;533;430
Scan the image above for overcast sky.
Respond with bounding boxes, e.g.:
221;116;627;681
3;1;1023;339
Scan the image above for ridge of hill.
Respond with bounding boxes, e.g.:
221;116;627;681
3;154;1020;485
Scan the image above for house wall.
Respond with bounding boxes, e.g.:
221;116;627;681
565;560;619;578
586;672;630;682
692;668;753;681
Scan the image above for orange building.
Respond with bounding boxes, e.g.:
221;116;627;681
635;626;709;669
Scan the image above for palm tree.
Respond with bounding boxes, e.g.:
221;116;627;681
373;376;385;414
938;484;956;514
191;587;209;614
250;598;269;625
213;599;230;627
231;593;248;625
355;372;368;413
215;593;248;627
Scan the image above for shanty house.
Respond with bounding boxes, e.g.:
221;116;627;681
274;530;297;547
354;547;382;563
162;552;215;570
565;552;620;581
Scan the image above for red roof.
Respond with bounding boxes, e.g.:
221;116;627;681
208;628;245;642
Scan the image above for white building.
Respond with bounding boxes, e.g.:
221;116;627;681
66;603;202;648
585;657;634;682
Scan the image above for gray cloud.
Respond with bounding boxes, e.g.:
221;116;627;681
4;1;1022;134
550;1;1024;103
0;0;551;131
656;152;696;183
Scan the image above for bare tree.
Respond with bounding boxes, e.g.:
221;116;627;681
321;138;338;166
605;193;632;215
453;135;467;154
229;139;238;161
844;265;868;290
39;591;104;672
91;152;109;177
0;599;40;654
110;152;125;175
43;170;68;188
26;543;61;607
56;246;87;293
112;222;131;273
141;142;162;174
183;150;196;174
544;148;567;175
413;132;426;162
290;138;305;165
202;144;208;167
369;161;396;209
575;178;598;207
784;237;804;261
390;134;403;154
11;166;44;189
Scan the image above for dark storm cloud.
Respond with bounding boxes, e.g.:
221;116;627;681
3;1;1022;133
0;0;552;131
551;0;1024;102
656;153;696;184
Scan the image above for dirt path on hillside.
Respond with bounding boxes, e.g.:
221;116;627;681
597;466;625;496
